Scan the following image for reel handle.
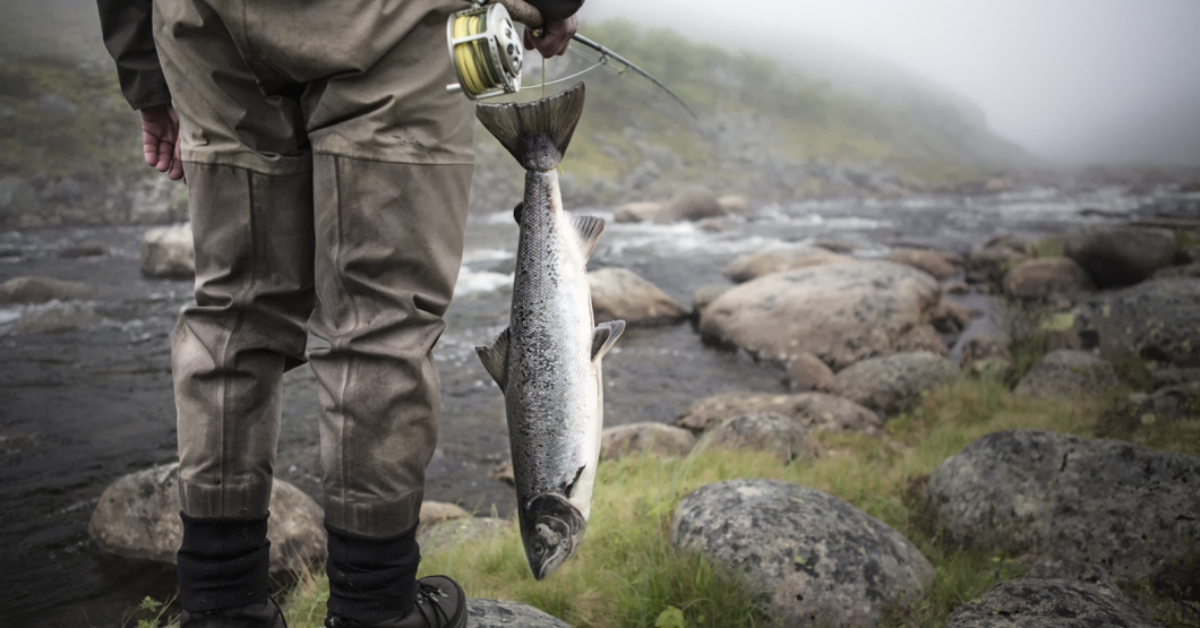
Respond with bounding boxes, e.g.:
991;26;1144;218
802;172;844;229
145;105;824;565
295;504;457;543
487;0;544;29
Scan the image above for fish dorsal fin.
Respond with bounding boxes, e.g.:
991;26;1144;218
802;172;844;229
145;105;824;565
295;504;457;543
475;328;510;389
591;320;625;362
570;214;605;260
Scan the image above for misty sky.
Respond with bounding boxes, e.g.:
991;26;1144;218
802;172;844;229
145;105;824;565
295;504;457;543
577;0;1200;166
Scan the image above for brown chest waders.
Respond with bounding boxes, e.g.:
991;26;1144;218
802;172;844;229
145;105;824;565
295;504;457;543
151;0;473;620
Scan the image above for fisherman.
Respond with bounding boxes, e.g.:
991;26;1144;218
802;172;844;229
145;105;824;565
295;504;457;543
96;0;582;626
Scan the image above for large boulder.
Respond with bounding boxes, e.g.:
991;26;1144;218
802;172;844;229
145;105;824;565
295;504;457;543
1068;278;1200;368
717;195;752;216
699;262;941;368
722;248;854;283
600;423;696;461
1013;349;1121;399
588;267;687;326
943;575;1159;628
88;462;326;574
467;599;572;628
675;391;882;435
613;201;661;224
701;413;823;463
923;430;1200;581
834;352;960;416
0;276;93;304
785;352;838;393
1064;225;1177;287
653;188;724;224
671;480;935;628
1003;258;1095;300
887;248;959;280
141;225;196;279
690;284;730;315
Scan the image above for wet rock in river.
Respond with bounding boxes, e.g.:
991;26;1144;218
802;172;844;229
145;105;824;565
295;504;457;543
600;422;695;461
813;239;858;254
0;276;93;304
1064;225;1177;288
887;247;959;280
588;267;687;326
700;261;941;368
717;194;752;216
923;429;1200;581
691;283;730;315
834;351;960;416
467;599;572;628
1068;278;1200;368
671;479;935;628
785;352;838;393
675;391;882;435
613;201;661;223
943;575;1159;628
959;336;1014;378
652;188;724;224
721;247;854;283
88;462;326;574
1013;349;1121;399
700;413;823;463
1003;258;1094;301
59;240;109;258
141;225;195;278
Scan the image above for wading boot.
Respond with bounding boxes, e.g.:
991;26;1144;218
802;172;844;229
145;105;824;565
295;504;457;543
324;576;466;628
180;597;287;628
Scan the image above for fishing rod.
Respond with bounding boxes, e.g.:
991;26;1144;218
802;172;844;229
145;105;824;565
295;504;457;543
445;0;697;118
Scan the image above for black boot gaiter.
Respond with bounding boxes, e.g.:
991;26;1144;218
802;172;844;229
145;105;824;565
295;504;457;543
177;512;271;612
325;522;421;625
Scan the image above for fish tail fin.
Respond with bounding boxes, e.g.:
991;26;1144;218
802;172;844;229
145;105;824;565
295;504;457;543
476;83;586;171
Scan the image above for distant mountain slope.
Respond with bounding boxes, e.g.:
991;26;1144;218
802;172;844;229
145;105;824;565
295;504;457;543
0;3;1026;227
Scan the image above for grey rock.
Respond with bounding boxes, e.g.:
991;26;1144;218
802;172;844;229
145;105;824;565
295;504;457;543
675;391;882;435
722;247;854;283
943;578;1159;628
691;284;730;314
717;195;752;216
894;324;950;357
700;262;941;368
959;336;1014;378
1152;263;1200;280
701;413;823;463
38;93;77;116
813;239;858;254
140;225;196;278
1111;383;1200;432
0;176;41;218
671;479;935;628
60;240;109;258
984;233;1029;253
613;201;661;224
600;422;695;461
943;280;970;295
696;216;732;233
834;352;960;416
924;429;1200;581
653;188;724;223
88;462;326;574
1013;349;1121;399
930;299;974;334
1069;278;1200;368
888;248;959;280
1026;559;1117;589
467;599;572;628
785;352;838;393
967;246;1026;285
1003;258;1095;300
1064;225;1177;287
588;267;687;327
0;276;93;304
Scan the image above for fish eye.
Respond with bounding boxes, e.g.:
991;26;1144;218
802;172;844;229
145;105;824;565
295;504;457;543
533;543;544;556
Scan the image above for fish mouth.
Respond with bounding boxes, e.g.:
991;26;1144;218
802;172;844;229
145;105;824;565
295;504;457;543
519;492;587;580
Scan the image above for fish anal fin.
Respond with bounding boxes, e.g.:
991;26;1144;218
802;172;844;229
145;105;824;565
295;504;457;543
570;214;605;260
591;320;625;362
475;328;510;389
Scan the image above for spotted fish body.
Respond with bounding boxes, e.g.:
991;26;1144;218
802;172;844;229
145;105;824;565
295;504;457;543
474;84;624;580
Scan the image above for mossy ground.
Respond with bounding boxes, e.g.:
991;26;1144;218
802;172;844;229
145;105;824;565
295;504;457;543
124;377;1188;628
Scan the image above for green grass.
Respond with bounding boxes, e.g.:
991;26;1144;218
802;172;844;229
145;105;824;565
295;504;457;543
257;374;1200;628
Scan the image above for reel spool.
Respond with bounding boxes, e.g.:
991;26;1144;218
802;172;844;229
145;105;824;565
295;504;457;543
446;1;524;99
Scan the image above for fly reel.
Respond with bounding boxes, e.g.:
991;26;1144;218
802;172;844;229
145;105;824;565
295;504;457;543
446;1;524;99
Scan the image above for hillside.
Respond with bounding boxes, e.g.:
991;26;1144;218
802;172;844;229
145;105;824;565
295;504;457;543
0;2;1027;227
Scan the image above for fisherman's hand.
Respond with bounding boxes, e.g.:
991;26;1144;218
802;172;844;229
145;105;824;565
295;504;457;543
524;15;576;57
141;104;184;181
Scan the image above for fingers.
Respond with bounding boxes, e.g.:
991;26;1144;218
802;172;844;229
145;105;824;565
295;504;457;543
169;136;185;181
524;15;577;57
141;104;185;180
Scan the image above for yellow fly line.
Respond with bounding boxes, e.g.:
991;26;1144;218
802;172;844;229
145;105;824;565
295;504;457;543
451;12;504;96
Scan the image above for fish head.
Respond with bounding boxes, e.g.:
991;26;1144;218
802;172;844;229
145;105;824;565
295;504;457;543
520;492;587;580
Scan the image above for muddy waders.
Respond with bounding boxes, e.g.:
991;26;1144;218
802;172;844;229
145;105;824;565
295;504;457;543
151;0;472;624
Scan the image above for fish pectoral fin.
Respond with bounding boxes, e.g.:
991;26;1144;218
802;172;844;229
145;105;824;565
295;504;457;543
570;214;606;260
475;327;511;389
591;320;626;362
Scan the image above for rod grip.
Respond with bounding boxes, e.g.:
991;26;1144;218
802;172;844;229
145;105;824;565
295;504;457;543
490;0;544;28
